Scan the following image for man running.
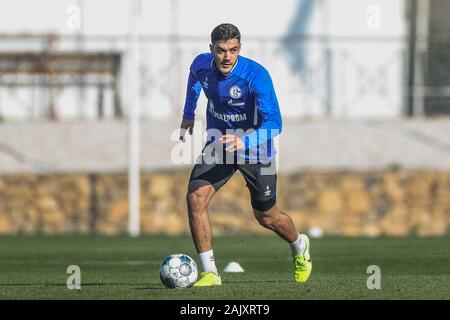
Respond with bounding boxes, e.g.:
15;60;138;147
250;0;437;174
179;23;311;286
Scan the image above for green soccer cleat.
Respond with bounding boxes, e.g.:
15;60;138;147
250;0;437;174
294;234;312;283
193;271;222;287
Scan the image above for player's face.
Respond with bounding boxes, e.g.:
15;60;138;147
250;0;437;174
210;39;241;75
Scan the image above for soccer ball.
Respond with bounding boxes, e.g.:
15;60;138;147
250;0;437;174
159;253;198;289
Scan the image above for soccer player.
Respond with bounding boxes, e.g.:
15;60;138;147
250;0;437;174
179;23;311;286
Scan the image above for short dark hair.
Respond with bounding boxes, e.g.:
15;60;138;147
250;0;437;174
211;23;241;44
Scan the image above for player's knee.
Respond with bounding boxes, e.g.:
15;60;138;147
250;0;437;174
186;190;209;212
253;209;277;230
255;214;273;229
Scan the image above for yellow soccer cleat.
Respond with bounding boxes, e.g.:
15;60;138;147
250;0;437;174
193;271;222;287
294;234;312;283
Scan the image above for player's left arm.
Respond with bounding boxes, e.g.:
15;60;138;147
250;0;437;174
243;70;282;150
221;70;282;152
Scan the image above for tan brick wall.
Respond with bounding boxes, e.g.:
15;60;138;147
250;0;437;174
0;170;449;236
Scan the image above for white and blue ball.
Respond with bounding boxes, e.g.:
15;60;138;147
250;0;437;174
159;253;198;289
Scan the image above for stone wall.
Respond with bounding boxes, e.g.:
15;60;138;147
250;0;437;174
2;118;450;174
0;169;449;236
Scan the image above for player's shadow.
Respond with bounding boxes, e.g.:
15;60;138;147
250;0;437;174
134;286;167;290
224;279;292;283
134;279;293;289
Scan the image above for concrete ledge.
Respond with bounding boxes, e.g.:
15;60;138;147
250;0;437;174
0;117;449;174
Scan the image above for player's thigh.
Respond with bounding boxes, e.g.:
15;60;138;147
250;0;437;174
237;161;277;212
188;150;236;197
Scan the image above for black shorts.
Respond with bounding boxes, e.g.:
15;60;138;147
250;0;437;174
188;143;277;212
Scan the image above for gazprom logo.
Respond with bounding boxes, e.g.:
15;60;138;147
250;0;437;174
229;86;242;99
208;100;247;122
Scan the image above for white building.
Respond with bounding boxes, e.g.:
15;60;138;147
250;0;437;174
0;0;409;120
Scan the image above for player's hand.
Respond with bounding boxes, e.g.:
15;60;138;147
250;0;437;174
220;135;244;152
179;119;195;142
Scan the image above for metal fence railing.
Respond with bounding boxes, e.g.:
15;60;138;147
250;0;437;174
0;34;449;121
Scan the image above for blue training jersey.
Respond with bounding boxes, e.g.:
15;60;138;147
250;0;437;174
183;52;282;163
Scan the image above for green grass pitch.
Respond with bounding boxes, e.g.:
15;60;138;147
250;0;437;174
0;235;448;299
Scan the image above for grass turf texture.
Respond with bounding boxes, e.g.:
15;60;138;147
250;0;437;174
0;235;448;299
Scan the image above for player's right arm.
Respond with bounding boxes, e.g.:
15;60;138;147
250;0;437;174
180;68;202;141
